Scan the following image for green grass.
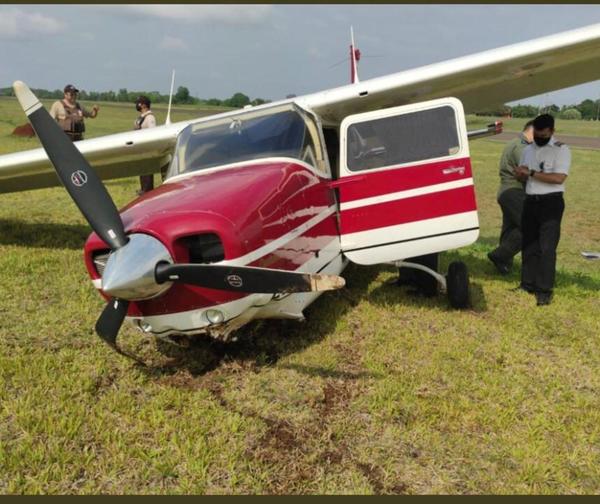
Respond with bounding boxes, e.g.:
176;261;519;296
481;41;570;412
0;97;231;155
467;114;600;137
1;98;600;494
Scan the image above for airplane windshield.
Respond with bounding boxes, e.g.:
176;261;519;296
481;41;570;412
168;105;312;177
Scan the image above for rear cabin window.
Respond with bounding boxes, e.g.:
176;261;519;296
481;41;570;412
346;106;460;172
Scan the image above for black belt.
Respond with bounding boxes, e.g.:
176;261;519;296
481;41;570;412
526;192;563;201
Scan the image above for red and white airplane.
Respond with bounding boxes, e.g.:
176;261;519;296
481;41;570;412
2;24;600;354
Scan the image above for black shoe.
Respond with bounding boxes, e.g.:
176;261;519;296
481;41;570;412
487;252;510;275
536;292;553;306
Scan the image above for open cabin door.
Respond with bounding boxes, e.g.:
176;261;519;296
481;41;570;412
337;97;479;265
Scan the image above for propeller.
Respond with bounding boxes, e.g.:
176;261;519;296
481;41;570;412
13;81;346;357
13;82;127;250
155;263;345;294
13;81;131;349
95;298;130;347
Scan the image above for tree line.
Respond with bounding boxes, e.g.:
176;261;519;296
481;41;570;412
2;84;598;118
0;85;269;109
476;99;600;120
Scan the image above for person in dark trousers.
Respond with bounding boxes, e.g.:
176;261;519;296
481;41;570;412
514;114;570;306
133;95;157;194
488;120;534;274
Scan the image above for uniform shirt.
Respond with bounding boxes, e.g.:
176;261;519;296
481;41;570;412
49;100;94;121
498;133;530;197
134;110;156;130
520;136;570;195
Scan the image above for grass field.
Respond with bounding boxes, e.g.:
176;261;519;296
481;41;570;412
467;114;600;137
1;99;600;494
0;96;230;153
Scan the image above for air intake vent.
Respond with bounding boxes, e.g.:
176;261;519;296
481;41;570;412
92;250;110;276
184;234;225;264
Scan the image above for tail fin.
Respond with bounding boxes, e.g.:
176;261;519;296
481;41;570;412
350;26;361;84
165;69;175;125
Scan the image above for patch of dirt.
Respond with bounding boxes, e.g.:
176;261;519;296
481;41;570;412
356;462;410;495
88;370;117;396
321;380;352;416
260;417;303;451
157;370;202;390
356;462;386;494
12;123;35;138
318;448;346;465
391;482;409;494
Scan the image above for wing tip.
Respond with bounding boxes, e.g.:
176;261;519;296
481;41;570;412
12;80;41;115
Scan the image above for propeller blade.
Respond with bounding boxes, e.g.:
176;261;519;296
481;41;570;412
155;263;345;294
12;81;127;250
95;298;130;347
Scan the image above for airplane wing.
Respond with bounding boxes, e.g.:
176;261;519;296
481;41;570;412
0;121;192;193
2;23;600;194
300;23;600;123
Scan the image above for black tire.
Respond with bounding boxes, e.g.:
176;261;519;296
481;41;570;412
446;261;470;309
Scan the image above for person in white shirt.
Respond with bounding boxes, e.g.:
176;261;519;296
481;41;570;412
513;114;570;306
133;95;157;194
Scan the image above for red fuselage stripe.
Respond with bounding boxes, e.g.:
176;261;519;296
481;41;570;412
339;157;472;202
340;185;477;234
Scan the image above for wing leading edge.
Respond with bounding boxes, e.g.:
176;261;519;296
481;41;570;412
0;121;192;194
2;23;600;194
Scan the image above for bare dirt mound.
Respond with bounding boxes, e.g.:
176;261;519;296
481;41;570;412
12;123;35;138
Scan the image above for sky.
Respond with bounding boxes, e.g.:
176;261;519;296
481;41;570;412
2;4;600;106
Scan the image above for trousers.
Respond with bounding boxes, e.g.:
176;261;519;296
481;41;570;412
521;192;564;294
139;174;154;193
490;188;526;266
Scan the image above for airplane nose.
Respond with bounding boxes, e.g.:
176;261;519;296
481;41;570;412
101;233;173;300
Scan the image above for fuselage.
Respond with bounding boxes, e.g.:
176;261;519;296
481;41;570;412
82;97;481;339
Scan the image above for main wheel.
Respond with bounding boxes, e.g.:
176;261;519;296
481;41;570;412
446;261;470;309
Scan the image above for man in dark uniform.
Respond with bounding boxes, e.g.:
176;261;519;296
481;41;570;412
488;120;534;274
514;114;570;306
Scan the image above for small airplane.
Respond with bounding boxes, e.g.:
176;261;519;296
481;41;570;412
2;24;600;356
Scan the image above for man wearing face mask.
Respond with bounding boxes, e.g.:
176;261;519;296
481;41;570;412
133;96;157;194
513;114;570;306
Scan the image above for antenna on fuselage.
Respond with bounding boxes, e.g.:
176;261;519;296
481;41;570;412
350;26;361;84
165;69;175;125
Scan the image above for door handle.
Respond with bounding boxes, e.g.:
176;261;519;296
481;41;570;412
442;166;466;176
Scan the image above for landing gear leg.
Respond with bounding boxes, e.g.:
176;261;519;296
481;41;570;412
395;257;470;309
397;253;439;297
